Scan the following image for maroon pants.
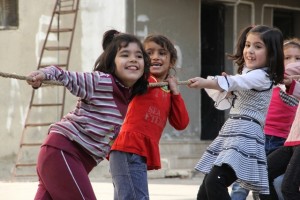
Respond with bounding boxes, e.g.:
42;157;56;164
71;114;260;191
34;134;97;200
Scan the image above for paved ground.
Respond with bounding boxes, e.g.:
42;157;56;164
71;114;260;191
0;178;198;200
0;177;254;200
0;157;254;200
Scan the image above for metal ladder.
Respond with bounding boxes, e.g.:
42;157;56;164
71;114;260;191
11;0;80;179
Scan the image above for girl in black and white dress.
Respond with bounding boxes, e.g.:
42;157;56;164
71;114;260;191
188;25;285;200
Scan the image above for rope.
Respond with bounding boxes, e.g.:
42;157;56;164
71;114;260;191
150;80;190;87
0;71;190;87
0;71;63;86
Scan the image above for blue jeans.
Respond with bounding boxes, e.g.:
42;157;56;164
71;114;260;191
109;151;149;200
274;174;284;200
230;182;249;200
230;177;284;200
264;135;285;155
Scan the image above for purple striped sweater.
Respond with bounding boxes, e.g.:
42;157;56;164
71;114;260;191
40;66;131;164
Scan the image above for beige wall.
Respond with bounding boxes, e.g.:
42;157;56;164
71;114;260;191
0;0;125;158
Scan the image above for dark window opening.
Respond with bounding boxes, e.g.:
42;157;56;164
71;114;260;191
0;0;18;30
273;9;295;39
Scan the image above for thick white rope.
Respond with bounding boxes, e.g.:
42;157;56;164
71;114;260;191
0;71;191;87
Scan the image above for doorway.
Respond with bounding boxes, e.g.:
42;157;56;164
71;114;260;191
200;3;225;140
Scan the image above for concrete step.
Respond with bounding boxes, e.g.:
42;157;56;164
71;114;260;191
159;140;210;169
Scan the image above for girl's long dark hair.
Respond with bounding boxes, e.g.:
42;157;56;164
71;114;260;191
93;29;150;98
228;25;284;85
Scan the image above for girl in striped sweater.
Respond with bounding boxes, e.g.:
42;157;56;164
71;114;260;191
26;29;150;200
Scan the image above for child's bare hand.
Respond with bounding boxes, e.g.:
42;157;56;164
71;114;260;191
221;72;228;76
283;74;293;86
26;71;45;89
187;77;203;88
166;75;179;95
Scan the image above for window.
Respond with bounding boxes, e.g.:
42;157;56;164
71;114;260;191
0;0;18;30
274;9;294;38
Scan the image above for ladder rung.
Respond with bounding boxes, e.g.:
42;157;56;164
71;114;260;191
14;174;37;177
39;64;67;68
15;163;36;167
54;10;77;15
32;103;63;107
21;143;42;147
60;5;74;9
50;28;73;33
25;122;53;127
45;46;70;51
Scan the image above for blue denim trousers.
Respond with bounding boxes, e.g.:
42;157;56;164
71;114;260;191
230;182;249;200
273;174;284;200
264;135;285;155
109;151;149;200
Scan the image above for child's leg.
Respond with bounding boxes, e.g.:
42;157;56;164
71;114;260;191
281;145;300;200
34;145;96;200
259;146;292;200
230;181;250;200
197;175;208;200
197;164;237;200
34;179;52;200
273;174;284;200
110;151;149;200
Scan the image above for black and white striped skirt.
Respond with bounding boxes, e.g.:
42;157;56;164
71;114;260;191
195;117;269;194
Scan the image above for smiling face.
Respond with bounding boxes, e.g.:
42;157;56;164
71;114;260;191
114;42;145;87
243;33;267;70
144;41;173;82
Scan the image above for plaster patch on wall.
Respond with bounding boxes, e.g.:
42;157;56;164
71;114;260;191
174;45;182;68
35;15;58;64
136;14;149;40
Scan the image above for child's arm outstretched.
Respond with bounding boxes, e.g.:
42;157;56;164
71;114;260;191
26;66;99;101
187;76;223;91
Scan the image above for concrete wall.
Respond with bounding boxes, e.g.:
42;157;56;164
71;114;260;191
0;0;125;159
127;0;201;140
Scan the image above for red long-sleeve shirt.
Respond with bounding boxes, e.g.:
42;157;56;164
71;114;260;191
111;76;189;170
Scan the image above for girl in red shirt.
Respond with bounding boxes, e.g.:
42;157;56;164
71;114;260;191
109;34;189;200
